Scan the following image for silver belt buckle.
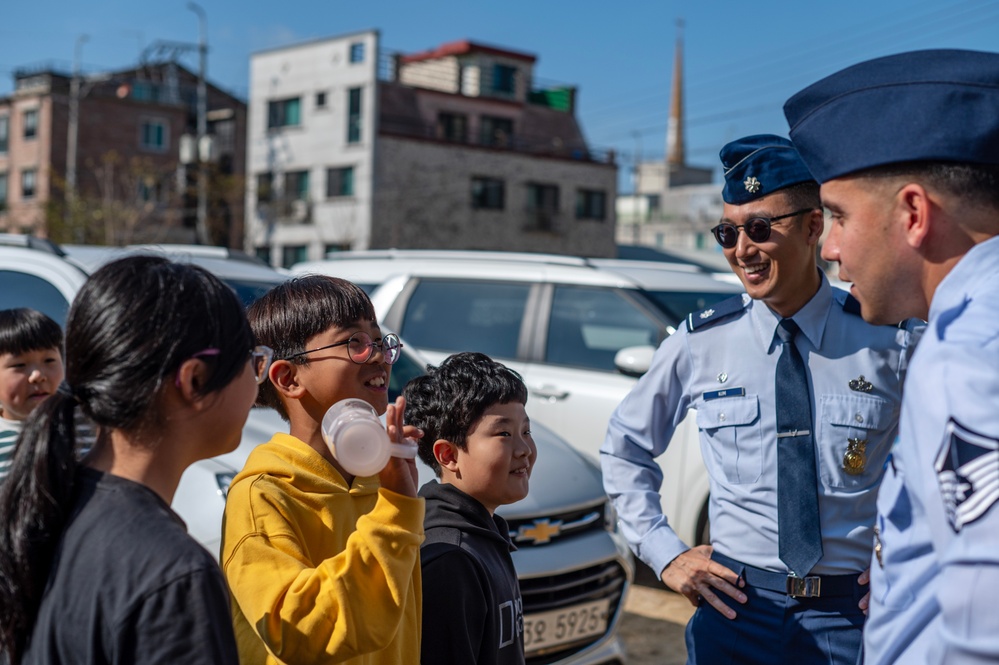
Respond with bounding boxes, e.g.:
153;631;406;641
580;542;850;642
786;574;821;598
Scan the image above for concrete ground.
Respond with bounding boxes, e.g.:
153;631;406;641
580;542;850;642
617;564;695;665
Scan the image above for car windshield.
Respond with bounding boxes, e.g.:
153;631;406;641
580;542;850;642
642;289;739;323
223;278;287;308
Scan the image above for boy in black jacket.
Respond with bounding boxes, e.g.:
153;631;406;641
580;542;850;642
404;352;536;665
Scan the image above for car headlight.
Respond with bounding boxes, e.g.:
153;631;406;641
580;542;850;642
603;499;619;534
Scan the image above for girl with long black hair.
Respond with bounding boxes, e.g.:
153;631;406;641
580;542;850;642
0;255;269;664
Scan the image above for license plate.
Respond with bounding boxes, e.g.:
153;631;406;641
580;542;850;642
523;598;611;656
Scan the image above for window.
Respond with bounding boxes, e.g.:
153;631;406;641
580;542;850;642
0;173;7;209
315;91;327;108
139;119;168;151
281;245;307;269
0;271;72;326
576;189;607;220
492;64;516;95
526;183;559;231
23;109;38;140
326;166;354;198
268;97;301;129
400;280;530;360
0;116;8;153
546;285;665;371
471;177;504;210
283;170;310;201
436;112;467;142
324;243;351;256
480;115;513;148
349;42;365;63
255;246;272;266
347;87;362;143
21;169;36;199
256;172;273;204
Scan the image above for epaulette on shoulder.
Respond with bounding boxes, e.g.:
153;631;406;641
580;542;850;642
834;287;912;328
687;294;748;332
840;291;863;318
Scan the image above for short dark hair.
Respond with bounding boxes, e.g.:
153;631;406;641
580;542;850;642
403;352;528;477
248;275;376;419
778;181;821;212
858;161;999;211
0;308;63;358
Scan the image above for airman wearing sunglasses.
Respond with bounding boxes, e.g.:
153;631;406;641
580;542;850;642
601;135;919;665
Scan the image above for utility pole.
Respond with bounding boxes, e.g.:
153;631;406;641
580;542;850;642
632;130;642;244
188;2;209;244
66;34;88;240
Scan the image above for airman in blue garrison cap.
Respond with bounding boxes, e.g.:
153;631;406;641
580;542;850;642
600;134;916;665
786;48;999;665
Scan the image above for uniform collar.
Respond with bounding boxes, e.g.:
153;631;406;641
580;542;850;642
751;270;833;352
929;234;999;322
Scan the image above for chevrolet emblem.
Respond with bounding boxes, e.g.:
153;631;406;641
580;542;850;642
517;518;563;545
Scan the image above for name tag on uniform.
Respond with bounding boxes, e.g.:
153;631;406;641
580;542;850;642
703;387;745;401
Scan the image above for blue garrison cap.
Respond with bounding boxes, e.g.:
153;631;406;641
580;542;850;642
784;49;999;183
719;134;816;205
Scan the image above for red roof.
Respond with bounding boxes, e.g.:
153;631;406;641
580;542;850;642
400;40;537;65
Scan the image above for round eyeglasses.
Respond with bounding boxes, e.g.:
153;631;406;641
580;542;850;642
710;208;817;249
282;332;403;366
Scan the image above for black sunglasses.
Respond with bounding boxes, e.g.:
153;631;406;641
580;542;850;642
710;208;817;248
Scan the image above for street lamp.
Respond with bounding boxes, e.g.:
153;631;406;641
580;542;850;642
187;1;209;244
66;34;89;239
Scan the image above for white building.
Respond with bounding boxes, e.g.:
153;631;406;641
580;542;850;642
246;31;617;267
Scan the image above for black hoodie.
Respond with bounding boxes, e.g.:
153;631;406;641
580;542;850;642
419;480;526;665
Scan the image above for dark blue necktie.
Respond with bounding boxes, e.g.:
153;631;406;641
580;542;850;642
775;319;823;577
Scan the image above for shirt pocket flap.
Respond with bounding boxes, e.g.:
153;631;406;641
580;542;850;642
696;395;760;429
822;394;895;430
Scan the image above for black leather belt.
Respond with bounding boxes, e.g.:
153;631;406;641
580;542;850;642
712;551;865;599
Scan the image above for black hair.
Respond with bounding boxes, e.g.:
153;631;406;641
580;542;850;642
403;352;528;477
0;309;64;358
248;274;376;420
858;161;999;211
0;255;252;661
779;181;821;212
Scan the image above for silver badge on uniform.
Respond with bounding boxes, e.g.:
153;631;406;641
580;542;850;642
848;375;874;392
843;438;868;475
935;418;999;532
717;373;728;384
699;309;715;319
743;176;761;194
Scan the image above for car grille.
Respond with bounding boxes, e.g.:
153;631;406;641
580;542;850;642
507;502;606;547
521;560;628;664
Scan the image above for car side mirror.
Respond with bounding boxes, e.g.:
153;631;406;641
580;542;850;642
614;345;656;377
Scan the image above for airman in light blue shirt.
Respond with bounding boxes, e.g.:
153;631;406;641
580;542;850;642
786;48;999;664
601;135;915;665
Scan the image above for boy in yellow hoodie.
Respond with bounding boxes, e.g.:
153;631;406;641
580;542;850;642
221;275;424;665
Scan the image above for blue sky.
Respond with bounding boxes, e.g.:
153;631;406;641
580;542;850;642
2;0;997;188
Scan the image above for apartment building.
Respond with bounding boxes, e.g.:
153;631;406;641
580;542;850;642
246;31;617;267
0;63;246;246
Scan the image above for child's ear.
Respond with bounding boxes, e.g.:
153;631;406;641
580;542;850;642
174;358;210;407
433;439;460;472
269;359;307;400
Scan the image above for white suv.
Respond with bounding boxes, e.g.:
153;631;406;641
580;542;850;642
292;250;744;546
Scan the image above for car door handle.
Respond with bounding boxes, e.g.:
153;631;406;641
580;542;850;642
530;385;570;401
